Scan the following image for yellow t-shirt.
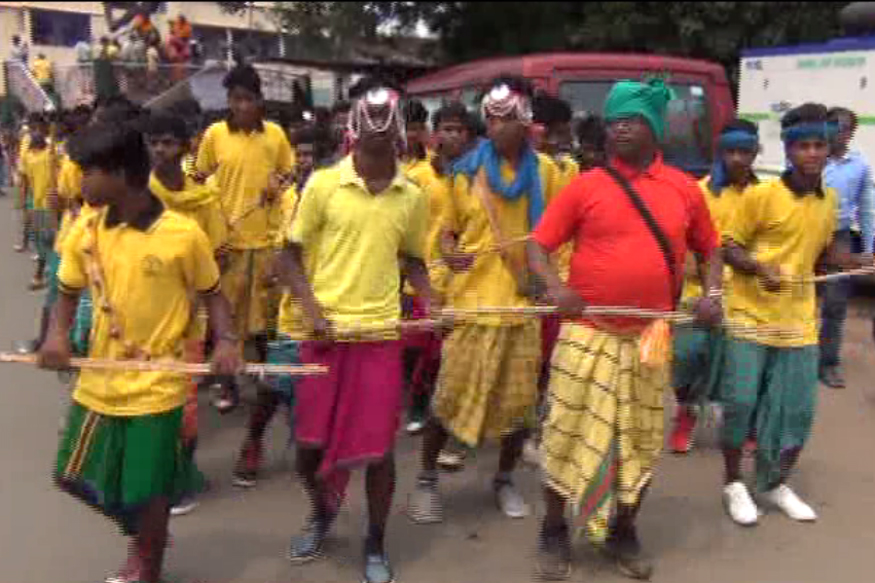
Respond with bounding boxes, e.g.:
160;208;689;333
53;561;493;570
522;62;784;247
548;154;578;280
402;159;453;297
288;156;428;333
55;156;84;252
442;153;559;325
58;207;221;415
681;177;753;301
19;145;53;210
196;120;294;250
149;173;228;251
32;58;52;83
725;177;837;347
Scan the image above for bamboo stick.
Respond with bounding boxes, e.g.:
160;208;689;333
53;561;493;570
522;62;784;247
0;352;327;376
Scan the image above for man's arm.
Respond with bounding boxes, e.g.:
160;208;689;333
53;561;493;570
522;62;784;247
401;254;439;312
278;242;332;337
723;239;782;292
527;240;585;315
858;161;875;255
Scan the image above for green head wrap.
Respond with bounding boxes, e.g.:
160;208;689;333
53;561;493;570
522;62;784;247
603;79;675;140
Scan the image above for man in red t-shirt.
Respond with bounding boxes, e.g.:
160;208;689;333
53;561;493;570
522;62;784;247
527;79;723;581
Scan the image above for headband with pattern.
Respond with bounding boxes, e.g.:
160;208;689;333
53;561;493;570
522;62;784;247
347;87;405;141
481;84;533;123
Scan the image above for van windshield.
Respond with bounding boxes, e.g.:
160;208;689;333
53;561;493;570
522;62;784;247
559;80;712;176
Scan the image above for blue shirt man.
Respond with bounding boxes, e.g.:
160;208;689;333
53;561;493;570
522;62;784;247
819;107;874;389
824;149;874;254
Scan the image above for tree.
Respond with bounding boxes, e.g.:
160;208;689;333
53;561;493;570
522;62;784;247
218;2;430;60
423;2;849;85
217;1;850;84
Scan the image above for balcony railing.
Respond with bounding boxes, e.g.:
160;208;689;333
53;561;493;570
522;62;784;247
3;60;54;113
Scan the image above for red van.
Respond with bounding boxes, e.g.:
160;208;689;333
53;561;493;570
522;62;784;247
406;52;734;177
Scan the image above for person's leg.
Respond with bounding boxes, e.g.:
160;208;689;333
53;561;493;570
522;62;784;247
365;454;396;554
408;418;449;524
819;231;852;388
233;387;279;485
536;486;572;580
135;496;172;583
605;482;654;581
289;447;335;562
669;328;709;453
494;428;530;517
761;347;818;522
719;339;767;526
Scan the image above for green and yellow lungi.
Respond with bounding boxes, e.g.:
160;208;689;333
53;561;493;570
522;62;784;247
541;323;666;543
29;207;55;263
55;403;189;535
719;338;818;491
432;321;541;447
220;248;280;340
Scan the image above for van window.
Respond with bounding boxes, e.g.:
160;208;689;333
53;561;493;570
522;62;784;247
559;80;712;175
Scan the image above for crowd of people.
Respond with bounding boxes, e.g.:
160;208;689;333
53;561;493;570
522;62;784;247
3;61;872;583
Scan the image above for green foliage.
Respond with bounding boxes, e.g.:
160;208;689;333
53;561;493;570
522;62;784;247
217;1;850;81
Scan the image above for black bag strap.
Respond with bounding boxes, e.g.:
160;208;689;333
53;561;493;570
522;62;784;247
603;165;680;308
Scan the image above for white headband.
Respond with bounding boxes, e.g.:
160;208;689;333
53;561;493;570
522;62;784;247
347;88;405;141
481;84;532;123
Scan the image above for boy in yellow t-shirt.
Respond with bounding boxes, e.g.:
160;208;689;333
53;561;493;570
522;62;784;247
720;103;864;527
400;102;475;438
669;119;760;455
232;124;332;488
409;76;558;526
38;121;241;583
195;64;294;416
17;112;56;290
145;111;230;515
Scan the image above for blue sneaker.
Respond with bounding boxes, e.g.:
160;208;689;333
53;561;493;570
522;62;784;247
288;515;333;564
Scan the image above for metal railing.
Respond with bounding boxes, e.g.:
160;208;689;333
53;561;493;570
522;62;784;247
47;60;307;111
3;60;54;113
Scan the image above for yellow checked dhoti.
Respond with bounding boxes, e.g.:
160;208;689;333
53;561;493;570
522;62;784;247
220;248;280;339
432;321;540;447
541;322;667;543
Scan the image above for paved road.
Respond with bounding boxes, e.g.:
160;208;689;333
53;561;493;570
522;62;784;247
1;195;874;583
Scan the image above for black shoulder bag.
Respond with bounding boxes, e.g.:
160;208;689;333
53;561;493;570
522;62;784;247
603;165;681;309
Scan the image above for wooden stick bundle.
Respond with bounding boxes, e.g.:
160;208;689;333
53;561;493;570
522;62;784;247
439;306;804;341
0;352;327;376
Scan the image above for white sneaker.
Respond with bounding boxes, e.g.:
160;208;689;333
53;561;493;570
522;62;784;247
723;481;759;526
495;481;530;519
765;484;817;522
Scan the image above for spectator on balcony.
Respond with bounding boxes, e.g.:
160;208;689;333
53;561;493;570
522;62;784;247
95;37;118;61
171;14;193;43
10;35;29;64
31;54;54;94
75;40;93;63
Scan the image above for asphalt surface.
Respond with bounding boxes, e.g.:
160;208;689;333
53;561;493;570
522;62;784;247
1;193;874;583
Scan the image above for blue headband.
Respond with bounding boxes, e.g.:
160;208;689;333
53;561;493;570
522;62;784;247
781;121;838;145
718;130;759;151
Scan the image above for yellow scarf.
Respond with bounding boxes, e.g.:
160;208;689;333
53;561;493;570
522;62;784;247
149;172;217;212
